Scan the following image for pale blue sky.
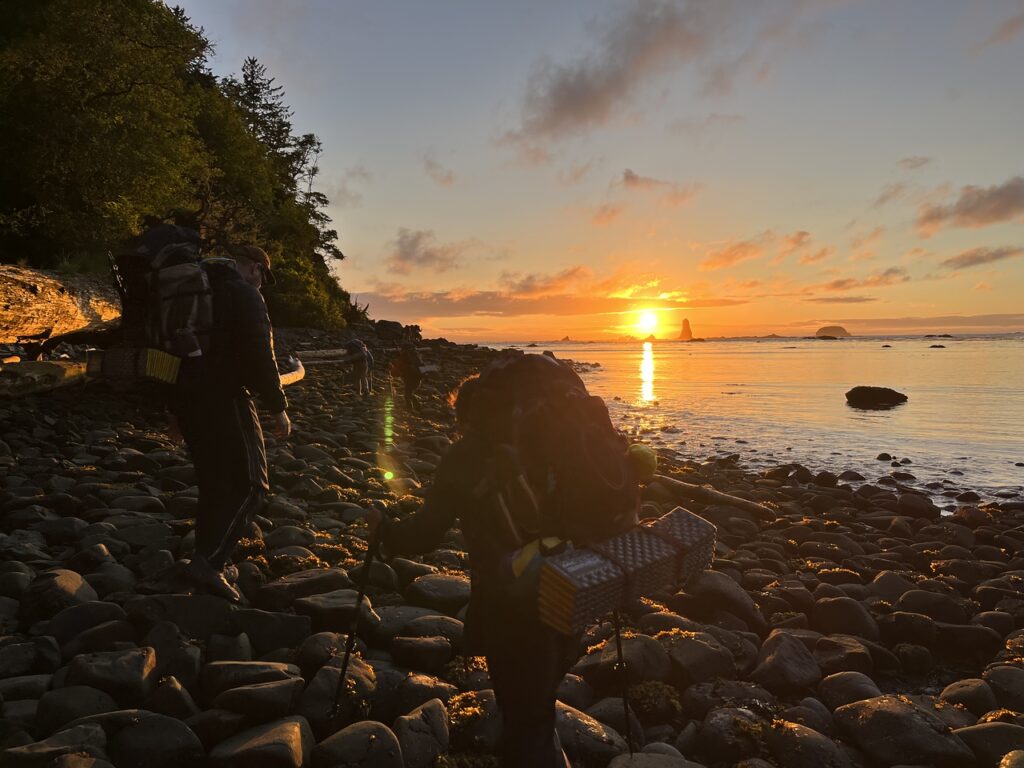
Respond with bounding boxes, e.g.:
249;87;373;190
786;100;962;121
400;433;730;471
179;0;1024;339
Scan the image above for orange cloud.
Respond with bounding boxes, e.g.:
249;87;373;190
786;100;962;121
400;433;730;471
699;232;772;271
972;11;1024;52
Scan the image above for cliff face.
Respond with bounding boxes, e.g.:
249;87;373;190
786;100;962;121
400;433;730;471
679;318;693;341
0;265;120;344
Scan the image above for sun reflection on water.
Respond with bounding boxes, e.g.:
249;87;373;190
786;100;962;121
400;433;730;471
640;341;655;402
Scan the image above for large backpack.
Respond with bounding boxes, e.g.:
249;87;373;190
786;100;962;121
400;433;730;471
113;224;213;358
461;352;640;550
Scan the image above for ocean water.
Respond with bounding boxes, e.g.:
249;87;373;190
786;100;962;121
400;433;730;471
493;335;1024;505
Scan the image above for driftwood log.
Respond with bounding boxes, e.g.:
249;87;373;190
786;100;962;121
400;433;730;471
0;265;120;346
652;473;776;522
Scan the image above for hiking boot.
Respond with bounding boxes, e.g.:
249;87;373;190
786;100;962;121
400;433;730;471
187;555;242;603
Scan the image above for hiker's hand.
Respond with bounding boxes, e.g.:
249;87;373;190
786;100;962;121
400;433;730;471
271;410;291;439
166;415;183;445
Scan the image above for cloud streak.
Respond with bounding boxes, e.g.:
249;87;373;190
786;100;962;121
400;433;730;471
940;246;1023;270
500;0;818;158
386;228;467;274
973;11;1024;52
699;232;772;271
917;176;1024;235
618;168;699;207
421;154;456;187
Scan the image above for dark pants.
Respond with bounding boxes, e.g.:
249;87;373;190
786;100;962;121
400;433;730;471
483;611;574;768
176;396;268;568
402;374;422;411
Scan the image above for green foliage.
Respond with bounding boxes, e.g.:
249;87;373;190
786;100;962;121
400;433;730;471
0;0;360;329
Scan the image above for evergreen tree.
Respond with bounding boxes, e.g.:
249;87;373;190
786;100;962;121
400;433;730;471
0;0;360;329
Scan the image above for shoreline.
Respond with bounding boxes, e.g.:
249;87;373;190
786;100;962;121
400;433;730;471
2;338;1024;766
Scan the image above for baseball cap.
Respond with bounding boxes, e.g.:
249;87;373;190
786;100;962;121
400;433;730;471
234;245;276;285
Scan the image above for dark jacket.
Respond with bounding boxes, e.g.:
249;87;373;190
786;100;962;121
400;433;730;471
380;432;527;650
172;259;286;414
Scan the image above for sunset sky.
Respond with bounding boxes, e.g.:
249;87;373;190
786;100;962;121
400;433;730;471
180;0;1024;340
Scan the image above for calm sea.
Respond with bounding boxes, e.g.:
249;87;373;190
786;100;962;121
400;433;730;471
489;335;1024;506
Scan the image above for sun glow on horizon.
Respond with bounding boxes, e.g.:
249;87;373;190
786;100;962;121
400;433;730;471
637;310;658;335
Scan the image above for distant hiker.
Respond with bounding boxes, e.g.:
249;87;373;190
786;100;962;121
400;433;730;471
164;243;291;602
342;338;373;396
390;342;423;411
368;352;645;767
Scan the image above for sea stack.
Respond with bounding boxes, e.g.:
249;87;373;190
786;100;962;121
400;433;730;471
816;324;851;338
679;318;693;341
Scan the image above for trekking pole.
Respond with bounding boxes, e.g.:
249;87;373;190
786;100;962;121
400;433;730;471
612;609;635;756
330;524;379;721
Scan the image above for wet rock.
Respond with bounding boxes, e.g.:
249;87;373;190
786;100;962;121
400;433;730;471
232;609;311;656
65;647;156;706
404;574;470;615
3;723;107;766
391;635;452;674
895;589;971;624
845;387;907;409
811;597;879;640
401;614;464;652
985;666;1024;711
201;661;302;702
141;676;200;720
955;723;1024;768
212;678;305;725
609;755;705;768
657;630;735;689
104;710;204;768
697;707;763;763
575;633;672;690
448;689;502;753
34;686;119;736
298;655;376;739
818;672;882;711
556;701;628;768
751;631;821;693
26;570;98;619
208;633;254;663
255;568;352;612
586;698;643;745
815;635;874;676
208;716;313;768
44;602;127;647
185;709;246;752
392;698;448;768
833;694;975;767
940;678;998;717
680;679;775;720
765;719;852;768
312;720;403;768
294;589;381;634
672;571;767;634
125;594;237;640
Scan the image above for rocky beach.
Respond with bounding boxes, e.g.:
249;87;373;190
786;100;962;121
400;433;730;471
4;334;1024;768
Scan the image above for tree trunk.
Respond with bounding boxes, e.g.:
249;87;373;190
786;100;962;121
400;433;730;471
0;265;120;345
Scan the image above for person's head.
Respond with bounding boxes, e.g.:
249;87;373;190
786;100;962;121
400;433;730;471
230;245;274;289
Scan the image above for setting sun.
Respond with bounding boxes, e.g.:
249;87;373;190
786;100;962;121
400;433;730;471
637;310;658;335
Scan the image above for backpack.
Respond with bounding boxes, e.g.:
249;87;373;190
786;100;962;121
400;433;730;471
113;224;213;358
461;352;640;550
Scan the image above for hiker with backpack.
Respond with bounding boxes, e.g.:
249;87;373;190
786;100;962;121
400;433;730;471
341;338;374;396
166;243;290;602
390;341;424;411
367;351;647;767
108;224;290;603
